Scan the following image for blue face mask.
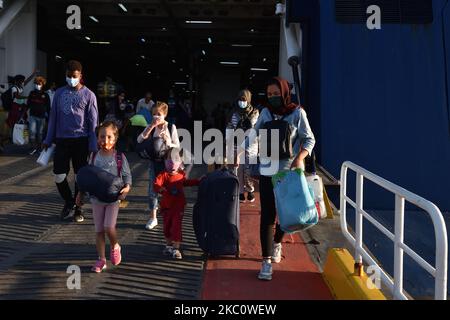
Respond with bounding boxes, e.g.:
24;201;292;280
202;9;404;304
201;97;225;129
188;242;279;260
66;77;80;87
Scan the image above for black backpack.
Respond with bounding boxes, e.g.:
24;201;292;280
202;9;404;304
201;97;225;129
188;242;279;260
1;86;17;111
260;111;293;160
135;123;174;160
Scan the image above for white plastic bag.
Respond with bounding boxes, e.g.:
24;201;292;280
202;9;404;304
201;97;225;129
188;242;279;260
306;174;327;219
12;122;28;145
36;144;55;166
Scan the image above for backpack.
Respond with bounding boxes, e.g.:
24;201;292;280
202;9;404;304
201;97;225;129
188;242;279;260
260;111;293;160
76;151;124;203
1;86;17;111
135;123;174;160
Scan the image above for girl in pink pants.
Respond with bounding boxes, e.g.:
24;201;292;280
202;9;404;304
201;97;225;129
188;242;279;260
76;121;132;273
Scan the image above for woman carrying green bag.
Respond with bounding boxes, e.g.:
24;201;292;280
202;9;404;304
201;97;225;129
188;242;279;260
236;77;316;281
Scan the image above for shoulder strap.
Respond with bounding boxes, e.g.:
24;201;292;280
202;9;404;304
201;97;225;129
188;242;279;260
90;152;98;165
115;151;123;177
6;86;16;98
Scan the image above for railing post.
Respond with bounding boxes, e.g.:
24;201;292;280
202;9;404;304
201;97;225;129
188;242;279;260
394;195;405;299
340;165;348;234
433;207;448;300
354;173;364;275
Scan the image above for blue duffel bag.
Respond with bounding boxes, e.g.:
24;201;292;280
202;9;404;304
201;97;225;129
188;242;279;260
76;152;124;203
272;168;319;233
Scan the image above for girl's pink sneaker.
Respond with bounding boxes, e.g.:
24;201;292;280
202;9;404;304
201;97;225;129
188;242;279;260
110;244;122;266
92;259;107;273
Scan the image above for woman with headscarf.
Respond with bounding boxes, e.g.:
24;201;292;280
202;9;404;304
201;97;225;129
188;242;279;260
226;89;259;202
237;77;316;281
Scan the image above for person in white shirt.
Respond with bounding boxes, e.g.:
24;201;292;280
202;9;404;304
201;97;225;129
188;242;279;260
137;101;180;230
136;92;155;113
46;82;57;107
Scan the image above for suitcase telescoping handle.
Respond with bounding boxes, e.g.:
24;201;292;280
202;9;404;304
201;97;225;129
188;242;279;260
220;166;238;177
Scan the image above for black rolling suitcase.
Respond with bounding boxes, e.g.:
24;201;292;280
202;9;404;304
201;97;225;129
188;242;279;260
193;168;240;257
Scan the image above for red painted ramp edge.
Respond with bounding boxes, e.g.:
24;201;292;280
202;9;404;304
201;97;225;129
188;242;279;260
201;191;333;300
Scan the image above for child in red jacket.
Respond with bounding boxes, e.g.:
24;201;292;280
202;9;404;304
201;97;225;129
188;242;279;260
153;148;201;259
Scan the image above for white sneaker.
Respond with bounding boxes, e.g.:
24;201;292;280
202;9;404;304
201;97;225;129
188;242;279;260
258;260;272;281
172;249;183;259
272;242;282;263
145;218;158;230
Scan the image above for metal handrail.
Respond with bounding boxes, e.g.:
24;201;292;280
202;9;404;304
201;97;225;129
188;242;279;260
340;161;448;300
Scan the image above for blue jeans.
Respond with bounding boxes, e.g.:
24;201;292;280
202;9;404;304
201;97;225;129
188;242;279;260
28;116;45;144
148;160;165;211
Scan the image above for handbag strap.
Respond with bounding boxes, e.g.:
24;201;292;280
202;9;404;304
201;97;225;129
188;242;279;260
115;151;123;177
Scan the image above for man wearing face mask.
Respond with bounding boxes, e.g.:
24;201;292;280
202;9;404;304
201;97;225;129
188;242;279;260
236;77;316;281
42;60;98;223
226;89;259;203
27;76;51;155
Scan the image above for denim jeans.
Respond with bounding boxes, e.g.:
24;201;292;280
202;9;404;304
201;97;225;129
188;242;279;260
28;116;45;143
148;160;165;211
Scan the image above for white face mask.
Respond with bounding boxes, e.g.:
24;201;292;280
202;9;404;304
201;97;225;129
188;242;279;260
238;100;248;109
35;84;42;91
66;77;80;87
153;115;164;121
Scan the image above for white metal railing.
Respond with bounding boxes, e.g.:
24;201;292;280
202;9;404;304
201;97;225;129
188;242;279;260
340;161;448;300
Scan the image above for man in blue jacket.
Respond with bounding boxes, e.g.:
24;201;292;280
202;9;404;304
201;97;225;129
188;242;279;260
42;60;98;222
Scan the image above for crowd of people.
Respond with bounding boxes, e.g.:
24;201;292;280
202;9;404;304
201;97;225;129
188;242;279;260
1;59;316;281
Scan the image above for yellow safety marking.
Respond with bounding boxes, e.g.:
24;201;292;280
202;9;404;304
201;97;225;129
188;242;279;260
323;187;334;219
322;248;387;300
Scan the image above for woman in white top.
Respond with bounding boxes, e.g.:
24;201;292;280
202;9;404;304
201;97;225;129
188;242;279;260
137;101;180;230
